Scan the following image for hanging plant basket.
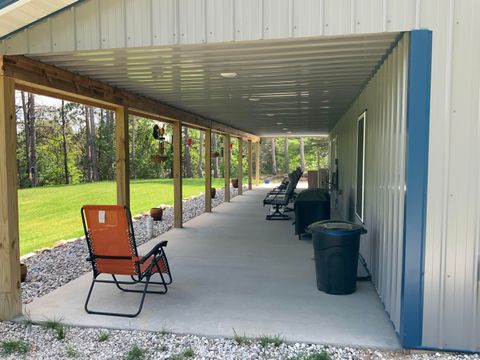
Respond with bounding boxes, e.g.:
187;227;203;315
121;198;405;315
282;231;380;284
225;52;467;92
211;187;216;198
150;207;165;221
231;178;239;188
151;154;168;164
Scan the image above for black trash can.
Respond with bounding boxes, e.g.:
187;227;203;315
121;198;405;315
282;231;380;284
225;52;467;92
307;220;367;295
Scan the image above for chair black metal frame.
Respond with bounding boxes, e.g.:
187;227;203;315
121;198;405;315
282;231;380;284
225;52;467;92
81;205;173;318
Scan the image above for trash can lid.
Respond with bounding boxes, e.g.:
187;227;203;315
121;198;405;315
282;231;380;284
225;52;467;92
307;220;367;236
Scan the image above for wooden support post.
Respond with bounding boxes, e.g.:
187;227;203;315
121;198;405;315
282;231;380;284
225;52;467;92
173;121;183;228
247;140;253;190
115;106;130;207
223;134;230;202
0;75;21;320
205;129;212;212
237;138;243;195
256;141;261;186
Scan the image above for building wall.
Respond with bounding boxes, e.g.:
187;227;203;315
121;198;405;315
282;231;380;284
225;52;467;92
1;0;480;351
329;34;408;333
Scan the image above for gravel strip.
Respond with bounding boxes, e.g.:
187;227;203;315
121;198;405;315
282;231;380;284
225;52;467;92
0;322;478;360
21;186;243;304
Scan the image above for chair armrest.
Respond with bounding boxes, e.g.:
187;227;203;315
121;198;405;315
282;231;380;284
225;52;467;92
138;240;168;264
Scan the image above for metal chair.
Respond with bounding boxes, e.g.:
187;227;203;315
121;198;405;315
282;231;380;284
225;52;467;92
81;205;172;318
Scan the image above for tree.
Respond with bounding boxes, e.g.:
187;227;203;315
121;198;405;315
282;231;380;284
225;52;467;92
183;127;193;178
85;106;98;181
299;137;305;170
131;116;137;179
21;92;38;187
212;133;219;178
60;100;69;184
284;137;289;173
271;138;277;175
197;130;203;177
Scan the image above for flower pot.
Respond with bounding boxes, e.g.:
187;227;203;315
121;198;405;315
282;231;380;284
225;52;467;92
20;263;27;283
211;187;216;198
231;178;239;188
150;207;164;221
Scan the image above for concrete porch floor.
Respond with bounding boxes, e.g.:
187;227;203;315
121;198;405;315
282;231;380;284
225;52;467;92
24;187;400;349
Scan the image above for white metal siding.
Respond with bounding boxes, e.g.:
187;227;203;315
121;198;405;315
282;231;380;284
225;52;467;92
329;35;408;332
1;0;480;351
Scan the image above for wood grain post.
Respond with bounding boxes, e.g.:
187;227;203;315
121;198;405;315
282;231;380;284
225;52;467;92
115;106;130;207
223;134;230;202
205;129;212;212
237;138;243;195
247;140;253;190
0;74;21;320
173;121;183;228
256;141;261;186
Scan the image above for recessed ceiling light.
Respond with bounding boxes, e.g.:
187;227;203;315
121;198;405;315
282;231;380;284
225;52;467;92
266;113;275;117
323;90;330;93
282;128;288;131
287;131;292;134
220;72;237;78
249;97;260;102
276;122;283;125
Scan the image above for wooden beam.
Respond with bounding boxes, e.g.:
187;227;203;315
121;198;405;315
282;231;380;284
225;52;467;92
223;134;231;202
247;140;253;190
2;55;259;142
0;75;21;320
237;138;243;195
256;141;261;186
115;106;130;207
173;121;183;228
205;128;212;212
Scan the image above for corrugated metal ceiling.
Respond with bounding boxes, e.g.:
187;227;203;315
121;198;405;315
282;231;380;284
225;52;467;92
31;32;399;136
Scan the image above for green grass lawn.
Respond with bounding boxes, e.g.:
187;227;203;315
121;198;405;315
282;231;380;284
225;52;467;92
18;178;227;256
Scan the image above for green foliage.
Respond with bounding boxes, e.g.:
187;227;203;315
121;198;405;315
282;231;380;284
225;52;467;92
42;318;66;340
258;334;284;347
0;339;29;355
169;348;195;360
66;345;79;358
97;331;110;342
182;348;195;358
290;352;332;360
232;328;251;345
125;345;146;360
260;137;329;176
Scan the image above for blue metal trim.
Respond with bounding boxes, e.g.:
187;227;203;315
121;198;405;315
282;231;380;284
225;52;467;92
0;0;18;10
0;1;84;41
400;30;432;348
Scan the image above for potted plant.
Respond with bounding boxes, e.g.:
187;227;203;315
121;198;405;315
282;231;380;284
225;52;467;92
150;207;165;221
231;178;239;188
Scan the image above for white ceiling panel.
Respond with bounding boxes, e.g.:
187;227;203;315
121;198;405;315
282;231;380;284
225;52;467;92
31;32;400;136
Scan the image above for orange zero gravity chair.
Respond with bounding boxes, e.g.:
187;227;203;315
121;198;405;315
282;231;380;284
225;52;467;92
81;205;172;317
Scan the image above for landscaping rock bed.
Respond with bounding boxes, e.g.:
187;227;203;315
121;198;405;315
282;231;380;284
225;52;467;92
21;187;242;304
1;322;478;360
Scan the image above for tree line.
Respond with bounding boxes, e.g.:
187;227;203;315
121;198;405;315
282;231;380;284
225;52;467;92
15;93;328;189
